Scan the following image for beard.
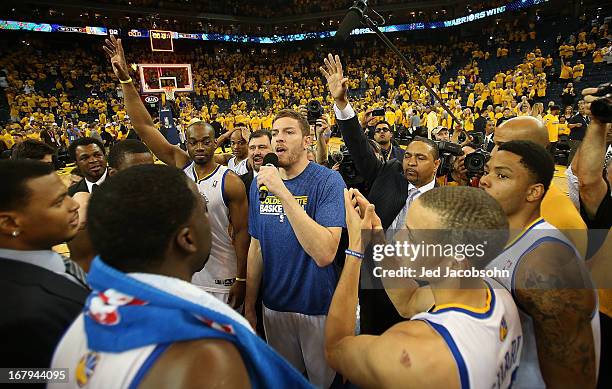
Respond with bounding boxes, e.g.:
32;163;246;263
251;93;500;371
277;148;302;168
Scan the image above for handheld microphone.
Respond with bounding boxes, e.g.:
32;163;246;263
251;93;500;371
259;153;280;201
335;0;368;44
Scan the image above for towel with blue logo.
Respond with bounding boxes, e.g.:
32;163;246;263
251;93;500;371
84;257;312;388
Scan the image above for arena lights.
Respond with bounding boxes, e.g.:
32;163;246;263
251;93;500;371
0;0;548;44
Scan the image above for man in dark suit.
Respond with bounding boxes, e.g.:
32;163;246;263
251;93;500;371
321;54;441;335
67;137;108;196
239;130;273;203
484;118;496;153
0;160;88;374
39;124;62;150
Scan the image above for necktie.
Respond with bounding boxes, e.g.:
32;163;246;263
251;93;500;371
389;186;421;233
91;183;99;193
64;258;89;289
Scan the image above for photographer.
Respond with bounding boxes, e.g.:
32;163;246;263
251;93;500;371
320;54;440;335
449;143;478;186
298;104;331;166
431;126;450;142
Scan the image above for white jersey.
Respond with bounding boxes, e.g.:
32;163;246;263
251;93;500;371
227;156;249;175
184;163;237;293
485;218;600;389
412;280;522;389
49;273;253;389
48;315;160;389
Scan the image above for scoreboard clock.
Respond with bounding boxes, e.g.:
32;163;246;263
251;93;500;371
149;30;174;52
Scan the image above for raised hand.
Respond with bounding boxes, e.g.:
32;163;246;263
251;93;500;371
344;188;382;251
320;53;349;109
102;35;131;82
582;85;612;126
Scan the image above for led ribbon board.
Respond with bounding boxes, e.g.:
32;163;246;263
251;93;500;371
0;0;549;44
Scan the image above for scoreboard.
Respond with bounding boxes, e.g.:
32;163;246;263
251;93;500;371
149;30;173;52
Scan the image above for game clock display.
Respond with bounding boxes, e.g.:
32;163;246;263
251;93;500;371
149;30;174;52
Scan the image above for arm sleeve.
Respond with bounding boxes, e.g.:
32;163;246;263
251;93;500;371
334;104;383;184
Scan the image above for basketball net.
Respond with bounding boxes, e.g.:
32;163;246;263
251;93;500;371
162;86;175;105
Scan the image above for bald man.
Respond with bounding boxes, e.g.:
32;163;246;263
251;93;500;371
492;116;588;258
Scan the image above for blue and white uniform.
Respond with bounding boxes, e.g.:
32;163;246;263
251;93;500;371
412;280;523;389
49;258;311;389
184;163;237;302
228;156;249;175
485;217;600;389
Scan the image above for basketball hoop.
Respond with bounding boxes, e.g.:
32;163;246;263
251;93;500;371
163;86;176;101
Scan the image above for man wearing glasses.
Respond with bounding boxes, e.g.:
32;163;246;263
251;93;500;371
372;121;405;162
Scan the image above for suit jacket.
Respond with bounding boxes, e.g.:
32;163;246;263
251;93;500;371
473;116;487;134
0;259;87;372
240;169;255;203
39;130;61;149
339;115;438;335
484;133;495;153
339;115;412;229
68;178;89;196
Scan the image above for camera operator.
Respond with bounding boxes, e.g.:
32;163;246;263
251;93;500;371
321;54;440;335
431;126;450;142
562;82;577;107
449;143;478;186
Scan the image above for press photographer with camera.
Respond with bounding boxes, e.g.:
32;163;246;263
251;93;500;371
298;102;332;166
321;54;440;335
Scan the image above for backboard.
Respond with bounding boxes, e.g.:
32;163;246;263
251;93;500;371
138;64;193;93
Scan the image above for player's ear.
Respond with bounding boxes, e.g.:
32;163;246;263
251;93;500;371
108;167;118;177
526;183;545;203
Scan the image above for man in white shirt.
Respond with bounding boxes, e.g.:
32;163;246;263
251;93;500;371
67;137;108;196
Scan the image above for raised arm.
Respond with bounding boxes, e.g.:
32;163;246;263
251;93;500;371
320;54;382;183
103;36;189;168
315;117;330;165
325;189;455;388
574;87;610;220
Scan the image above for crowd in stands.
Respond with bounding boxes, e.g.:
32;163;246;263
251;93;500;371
1;4;612;389
1;12;610;157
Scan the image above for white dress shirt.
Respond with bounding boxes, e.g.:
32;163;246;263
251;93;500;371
333;103;357;121
85;169;108;193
